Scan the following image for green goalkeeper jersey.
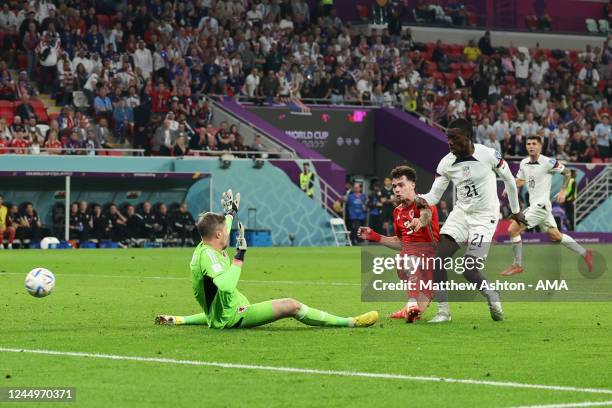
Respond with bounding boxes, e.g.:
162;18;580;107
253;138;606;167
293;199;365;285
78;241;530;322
189;216;249;329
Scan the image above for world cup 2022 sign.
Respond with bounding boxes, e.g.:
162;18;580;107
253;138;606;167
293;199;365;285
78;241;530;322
247;106;375;174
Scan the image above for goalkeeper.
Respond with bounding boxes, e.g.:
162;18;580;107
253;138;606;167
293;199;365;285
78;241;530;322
155;189;378;329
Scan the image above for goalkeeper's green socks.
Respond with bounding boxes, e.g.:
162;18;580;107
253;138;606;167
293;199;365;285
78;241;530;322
181;313;208;325
295;304;353;327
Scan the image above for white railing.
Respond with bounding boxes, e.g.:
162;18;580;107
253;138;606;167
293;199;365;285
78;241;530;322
208;97;297;159
575;166;611;226
319;176;345;217
0;147;146;155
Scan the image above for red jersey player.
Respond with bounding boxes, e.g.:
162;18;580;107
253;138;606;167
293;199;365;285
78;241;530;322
359;166;440;323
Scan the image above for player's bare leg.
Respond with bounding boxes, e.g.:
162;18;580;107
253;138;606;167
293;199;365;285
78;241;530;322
428;235;458;323
547;227;593;272
501;220;527;276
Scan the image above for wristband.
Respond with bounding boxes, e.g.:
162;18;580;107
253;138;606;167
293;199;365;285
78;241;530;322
368;230;382;242
234;249;246;261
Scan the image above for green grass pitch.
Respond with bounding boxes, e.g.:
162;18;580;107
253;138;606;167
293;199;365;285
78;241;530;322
1;246;611;407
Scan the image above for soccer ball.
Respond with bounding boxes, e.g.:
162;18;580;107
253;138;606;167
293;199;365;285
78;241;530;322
25;268;55;298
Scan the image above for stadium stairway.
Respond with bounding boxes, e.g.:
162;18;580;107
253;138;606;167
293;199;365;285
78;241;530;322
576;167;612;232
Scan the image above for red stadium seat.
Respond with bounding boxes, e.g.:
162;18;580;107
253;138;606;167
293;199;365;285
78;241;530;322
467;12;478;26
525;15;538;31
17;52;28;70
425;43;436;52
444;72;457;83
96;14;111;29
591;158;603;163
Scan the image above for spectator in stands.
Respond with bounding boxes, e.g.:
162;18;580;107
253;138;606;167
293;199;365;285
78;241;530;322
568;130;588;162
594;113;611;157
493;112;510;141
0;118;11;141
248;134;265;157
93;118;112;148
10;127;30;154
93;86;113;119
484;129;501;152
531;91;548;119
463;39;481;62
346;182;367;244
171;202;196;246
172;133;189;157
513;48;531;87
329;67;346;105
478;31;495;56
448;90;466;119
578;61;600;95
153;119;177;156
113;98;133;144
0;194;16;250
16;94;36;121
65;129;84;155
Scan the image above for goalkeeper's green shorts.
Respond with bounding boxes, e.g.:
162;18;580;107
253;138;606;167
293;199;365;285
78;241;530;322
227;300;276;329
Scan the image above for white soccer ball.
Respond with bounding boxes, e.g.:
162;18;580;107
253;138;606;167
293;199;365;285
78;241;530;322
40;237;60;250
25;268;55;298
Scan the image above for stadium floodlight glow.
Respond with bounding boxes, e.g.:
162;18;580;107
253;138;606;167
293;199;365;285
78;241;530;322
253;158;265;169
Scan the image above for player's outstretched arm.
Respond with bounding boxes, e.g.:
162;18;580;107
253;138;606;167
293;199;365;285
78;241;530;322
358;227;402;250
418;175;450;206
496;160;525;224
214;222;247;293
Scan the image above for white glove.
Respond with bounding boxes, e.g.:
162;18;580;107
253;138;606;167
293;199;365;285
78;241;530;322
222;189;240;217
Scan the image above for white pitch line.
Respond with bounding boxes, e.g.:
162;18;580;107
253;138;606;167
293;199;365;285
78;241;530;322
1;347;612;396
0;272;359;286
509;400;612;408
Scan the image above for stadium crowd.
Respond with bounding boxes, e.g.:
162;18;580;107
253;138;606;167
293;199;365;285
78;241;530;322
0;0;609;163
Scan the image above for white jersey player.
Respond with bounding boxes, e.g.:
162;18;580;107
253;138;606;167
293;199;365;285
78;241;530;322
501;136;593;276
416;119;526;323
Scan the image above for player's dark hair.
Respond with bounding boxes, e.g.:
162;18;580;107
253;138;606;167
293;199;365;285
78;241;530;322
447;118;473;141
197;212;226;240
526;135;542;144
390;166;417;183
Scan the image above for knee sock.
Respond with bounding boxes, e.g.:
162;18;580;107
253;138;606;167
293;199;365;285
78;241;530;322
181;313;207;325
511;235;523;266
463;261;500;303
561;234;587;256
295;304;352;327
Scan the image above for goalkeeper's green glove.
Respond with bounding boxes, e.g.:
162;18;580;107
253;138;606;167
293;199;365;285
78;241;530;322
234;222;247;261
222;189;241;217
